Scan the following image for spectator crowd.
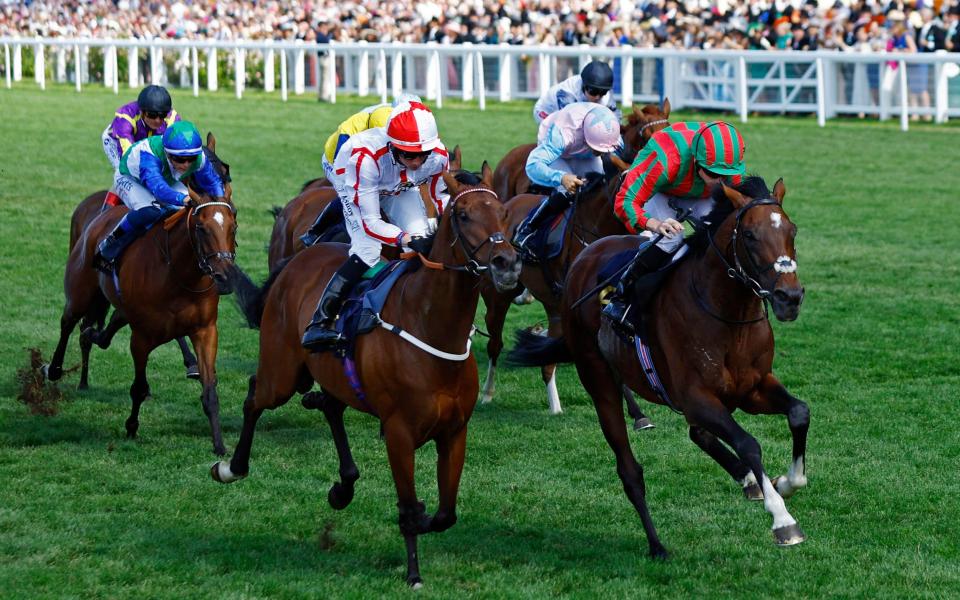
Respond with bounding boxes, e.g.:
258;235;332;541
2;0;960;55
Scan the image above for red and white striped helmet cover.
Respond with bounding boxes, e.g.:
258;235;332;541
386;101;440;152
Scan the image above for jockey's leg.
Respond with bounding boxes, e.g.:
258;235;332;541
301;254;370;352
299;197;344;248
94;205;166;273
512;190;572;257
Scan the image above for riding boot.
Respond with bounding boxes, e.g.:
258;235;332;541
602;244;673;334
299;198;344;247
301;254;370;352
513;189;572;259
93;217;143;273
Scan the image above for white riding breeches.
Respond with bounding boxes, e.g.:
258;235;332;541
336;182;433;267
641;192;716;252
112;172;188;211
548;155;603;193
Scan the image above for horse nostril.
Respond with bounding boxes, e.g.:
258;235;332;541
775;288;803;305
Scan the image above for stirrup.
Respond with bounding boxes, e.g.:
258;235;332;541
602;299;636;335
301;323;342;352
93;253;116;275
512;231;539;263
299;231;320;248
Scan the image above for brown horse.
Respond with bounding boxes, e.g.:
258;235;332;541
68;136;233;382
43;163;238;456
267;147;463;272
491;99;671;201
509;176;808;553
211;166;520;587
479;102;671;421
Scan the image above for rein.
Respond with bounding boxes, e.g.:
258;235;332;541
440;187;506;276
160;200;236;294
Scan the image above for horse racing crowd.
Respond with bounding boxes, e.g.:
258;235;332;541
3;0;960;54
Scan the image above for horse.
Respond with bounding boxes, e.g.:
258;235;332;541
508;176;808;554
67;134;233;383
211;165;520;587
266;146;462;272
478;102;671;422
491;99;671;201
43;157;238;456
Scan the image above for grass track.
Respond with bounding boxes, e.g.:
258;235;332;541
1;84;958;598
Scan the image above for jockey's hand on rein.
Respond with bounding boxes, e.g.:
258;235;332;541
408;235;435;256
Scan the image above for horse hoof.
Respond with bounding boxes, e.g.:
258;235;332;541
301;391;327;410
773;523;806;546
649;544;670;560
743;482;764;501
41;363;62;382
772;476;798;499
634;417;655;431
185;364;200;380
210;461;245;484
328;483;354;510
77;382;89;391
408;577;423;589
213;445;227;457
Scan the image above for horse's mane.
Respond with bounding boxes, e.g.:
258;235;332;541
686;175;770;256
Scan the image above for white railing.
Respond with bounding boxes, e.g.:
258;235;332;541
3;36;959;131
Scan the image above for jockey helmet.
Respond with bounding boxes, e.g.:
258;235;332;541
138;85;172;115
580;61;614;93
386;101;440;152
693;121;746;176
162;121;203;157
582;106;620;153
392;93;422;107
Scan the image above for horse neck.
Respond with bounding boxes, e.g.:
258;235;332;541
577;182;625;238
153;210;205;284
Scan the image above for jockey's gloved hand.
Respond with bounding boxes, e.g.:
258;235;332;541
408;235;435;256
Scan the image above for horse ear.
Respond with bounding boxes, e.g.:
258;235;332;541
722;184;750;209
632;104;643;117
661;97;671;118
449;145;462;171
609;154;630;172
442;171;461;197
206;132;217;152
480;161;494;187
772;178;786;204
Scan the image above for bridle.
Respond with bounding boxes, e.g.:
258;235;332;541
438;186;507;276
186;201;236;277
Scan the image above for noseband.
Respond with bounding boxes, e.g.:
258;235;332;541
187;201;236;276
444;187;507;276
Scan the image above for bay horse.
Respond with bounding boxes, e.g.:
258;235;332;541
68;135;233;383
479;102;671;421
266;146;462;271
211;165;520;587
508;176;808;553
43;163;238;456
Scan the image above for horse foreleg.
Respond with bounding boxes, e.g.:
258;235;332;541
688;425;757;500
190;325;225;456
44;311;82;383
175;337;200;380
479;286;512;404
691;401;806;546
77;315;94;391
750;374;810;499
384;419;431;588
431;425;467;533
317;391;360;510
212;376;261;483
576;356;667;559
81;309;128;350
542;316;563;414
623;386;654;431
126;331;154;439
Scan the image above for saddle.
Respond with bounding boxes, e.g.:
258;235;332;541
598;244;688;333
516;203;573;263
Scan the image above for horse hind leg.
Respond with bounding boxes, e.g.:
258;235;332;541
43;311;83;383
81;309;128;350
479;285;512;404
541;317;563;414
624;386;654;431
125;331;155;440
212;375;261;483
312;390;360;510
175;337;200;380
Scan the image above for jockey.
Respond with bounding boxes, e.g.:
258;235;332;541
513;102;621;257
533;60;621;124
101;85;180;169
301;93;422;248
301;100;449;352
93;121;225;272
602;121;747;331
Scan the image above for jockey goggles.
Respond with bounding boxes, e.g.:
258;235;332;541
395;148;431;160
144;111;166;120
583;85;608;97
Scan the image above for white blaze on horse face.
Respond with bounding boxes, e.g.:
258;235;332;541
212;211;225;228
770;212;782;229
774;256;797;274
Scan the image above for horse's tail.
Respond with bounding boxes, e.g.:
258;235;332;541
506;329;573;367
267;205;283;220
230;258;291;328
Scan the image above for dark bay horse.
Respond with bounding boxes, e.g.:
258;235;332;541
44;170;238;455
212;166;520;587
267;146;462;271
68;134;233;382
479;102;671;420
509;177;808;553
491;99;671;201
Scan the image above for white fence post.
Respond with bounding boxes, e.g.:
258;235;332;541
357;43;369;97
427;49;441;107
391;51;403;99
934;62;948;124
879;62;891;121
325;48;337;103
235;47;245;99
207;48;218;91
498;50;512;102
191;47;199;96
816;57;826;128
13;43;21;81
475;51;486;111
4;44;10;88
280;47;288;101
150;45;159;84
128;46;138;88
737;56;748;122
538;52;550;97
103;44;113;88
376;48;387;104
898;59;909;131
74;43;81;91
620;45;633;108
462;44;474;102
34;41;44;90
294;45;305;95
264;43;275;93
111;45;119;93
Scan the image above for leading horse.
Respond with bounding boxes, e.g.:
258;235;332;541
509;176;809;554
212;166;520;587
44;159;238;456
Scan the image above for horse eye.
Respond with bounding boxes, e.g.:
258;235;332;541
458;211;469;221
743;230;757;241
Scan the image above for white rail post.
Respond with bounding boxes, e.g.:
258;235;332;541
264;42;275;93
280;46;288;101
150;45;159;84
112;45;119;93
34;41;45;90
191;46;199;96
475;51;485;111
578;44;591;76
376;48;387;103
326;47;337;103
428;49;441;107
898;59;909;131
391;51;403;99
74;43;81;91
461;43;474;101
207;47;218;91
538;51;550;97
128;46;138;87
737;56;748;122
103;44;113;88
879;62;890;121
816;57;826;127
357;42;369;97
13;43;21;81
498;50;511;102
620;45;633;108
294;45;305;95
4;44;10;88
934;61;948;124
235;47;245;99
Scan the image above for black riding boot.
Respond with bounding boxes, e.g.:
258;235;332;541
513;190;573;259
301;254;370;352
299;198;344;247
93;223;133;274
602;244;673;334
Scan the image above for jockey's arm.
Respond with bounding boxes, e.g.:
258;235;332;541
109;113;137;155
192;154;226;197
351;155;404;247
138;153;188;206
555;88;577;111
614;151;667;234
525;126;567;190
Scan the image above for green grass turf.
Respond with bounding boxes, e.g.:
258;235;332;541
1;83;958;598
